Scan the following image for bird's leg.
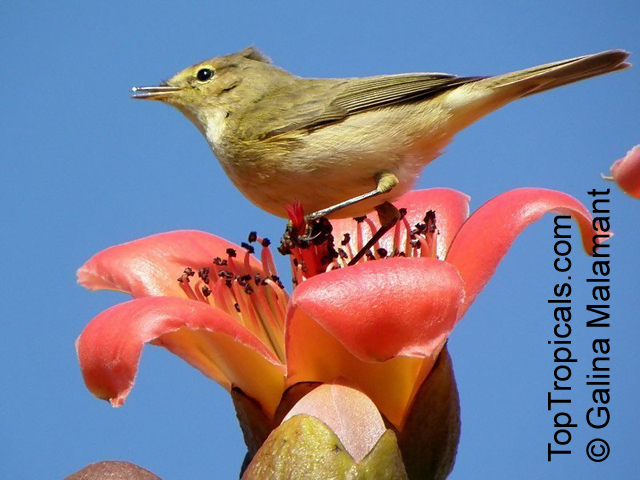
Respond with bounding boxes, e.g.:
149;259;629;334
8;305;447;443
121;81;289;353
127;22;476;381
348;201;402;266
305;171;399;222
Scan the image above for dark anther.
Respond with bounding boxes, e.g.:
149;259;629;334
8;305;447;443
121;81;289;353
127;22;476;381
198;267;210;283
261;238;271;247
237;276;247;287
424;210;437;232
254;273;263;285
316;217;333;238
338;248;348;259
202;286;211;297
184;267;195;276
177;271;192;283
213;257;229;266
234;303;241;312
353;215;367;223
365;250;375;260
226;248;237;258
377;248;388;258
296;218;332;246
341;233;351;246
397;251;406;257
248;231;258;243
399;208;407;218
293;258;299;267
292;278;298;286
424;210;436;223
412;221;427;236
244;284;254;295
270;275;284;288
241;242;255;253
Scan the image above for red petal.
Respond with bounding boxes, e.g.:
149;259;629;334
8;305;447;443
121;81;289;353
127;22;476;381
285;258;464;427
330;189;470;259
283;383;386;462
446;188;599;317
610;145;640;199
289;257;464;361
77;230;263;298
76;297;284;416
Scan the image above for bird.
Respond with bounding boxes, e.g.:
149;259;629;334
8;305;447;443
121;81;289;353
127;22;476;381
132;47;630;224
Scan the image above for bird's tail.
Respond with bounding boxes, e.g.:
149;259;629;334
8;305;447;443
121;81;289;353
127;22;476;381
483;49;631;98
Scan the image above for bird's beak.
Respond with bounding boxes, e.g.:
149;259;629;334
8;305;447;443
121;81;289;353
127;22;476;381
131;83;182;100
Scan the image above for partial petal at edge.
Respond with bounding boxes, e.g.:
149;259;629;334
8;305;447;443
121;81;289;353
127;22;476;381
76;296;284;416
446;188;600;317
77;230;263;298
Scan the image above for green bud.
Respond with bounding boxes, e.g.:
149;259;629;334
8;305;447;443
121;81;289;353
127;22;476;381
242;414;407;480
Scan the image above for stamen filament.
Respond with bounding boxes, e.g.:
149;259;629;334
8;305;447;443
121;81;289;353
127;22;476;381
265;279;289;320
179;279;198;301
402;217;412;253
252;287;285;362
356;218;364;252
230;280;253;320
326;260;341;272
392;221;400;251
261;243;278;278
193;280;207;303
364;218;380;254
213;281;245;326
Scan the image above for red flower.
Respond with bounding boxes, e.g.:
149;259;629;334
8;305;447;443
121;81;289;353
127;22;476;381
77;188;598;430
609;144;640;198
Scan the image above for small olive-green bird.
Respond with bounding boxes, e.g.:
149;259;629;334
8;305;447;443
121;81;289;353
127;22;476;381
132;47;630;221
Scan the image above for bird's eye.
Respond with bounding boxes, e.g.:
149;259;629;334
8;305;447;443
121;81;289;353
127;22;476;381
196;68;214;82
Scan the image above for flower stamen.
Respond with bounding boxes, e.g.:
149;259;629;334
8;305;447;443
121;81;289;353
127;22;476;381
176;239;287;363
280;205;440;281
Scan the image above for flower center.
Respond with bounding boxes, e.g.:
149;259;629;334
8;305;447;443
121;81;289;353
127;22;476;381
176;234;287;362
173;208;438;361
279;207;440;283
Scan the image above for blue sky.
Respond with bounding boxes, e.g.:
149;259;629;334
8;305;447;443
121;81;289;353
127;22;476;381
2;2;639;478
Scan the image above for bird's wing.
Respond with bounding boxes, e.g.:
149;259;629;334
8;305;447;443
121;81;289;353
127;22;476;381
238;73;485;140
